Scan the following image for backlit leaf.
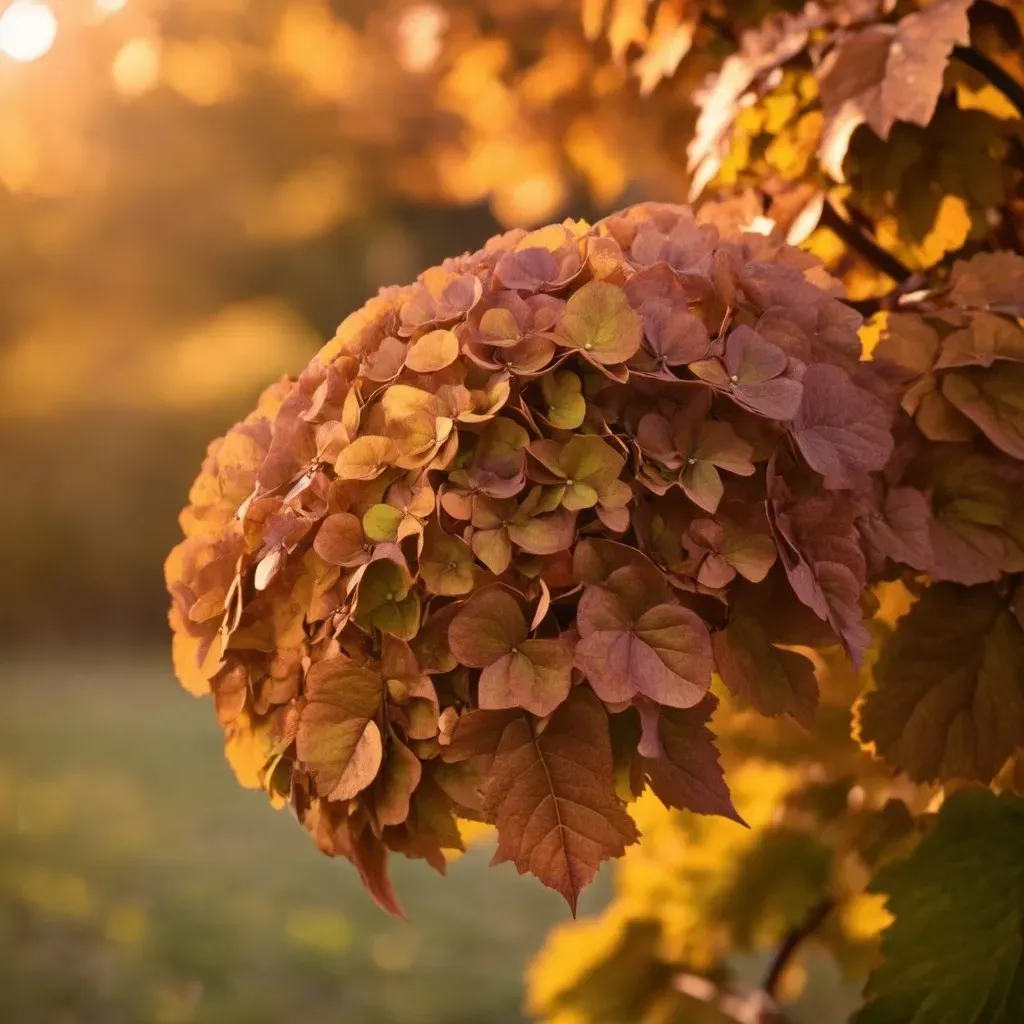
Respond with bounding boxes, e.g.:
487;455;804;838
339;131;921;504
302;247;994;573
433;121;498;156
859;583;1024;783
818;0;972;179
713;614;818;728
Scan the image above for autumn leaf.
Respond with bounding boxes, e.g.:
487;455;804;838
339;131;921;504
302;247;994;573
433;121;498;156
507;502;577;556
419;524;478;596
529;435;627;511
334;435;396;481
362;503;405;543
375;735;423;828
634;300;710;374
448;587;573;717
792;364;893;490
927;455;1011;586
817;0;972;180
936;312;1024;369
859;583;1024;784
713;614;818;728
690;326;803;421
575;566;713;708
405;328;460;374
643;697;745;824
857;487;934;573
442;708;522;766
947;252;1024;317
685;516;778;589
482;686;639;912
296;658;384;801
942;367;1024;461
555;281;643;366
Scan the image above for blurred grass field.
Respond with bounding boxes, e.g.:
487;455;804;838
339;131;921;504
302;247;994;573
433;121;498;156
0;656;612;1024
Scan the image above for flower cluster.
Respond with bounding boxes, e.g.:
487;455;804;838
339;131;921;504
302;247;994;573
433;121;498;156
166;203;894;914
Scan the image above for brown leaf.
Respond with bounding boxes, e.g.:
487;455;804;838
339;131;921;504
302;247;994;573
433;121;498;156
296;658;384;801
405;329;460;374
330;720;383;802
858;487;934;573
859;584;1024;783
575;569;713;709
818;0;971;179
442;708;521;765
313;512;368;567
947;252;1024;317
449;588;573;716
482;687;639;912
375;736;423;827
555;281;643;366
644;697;745;824
712;615;818;728
792;364;893;490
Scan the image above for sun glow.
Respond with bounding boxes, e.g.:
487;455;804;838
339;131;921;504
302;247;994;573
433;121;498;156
0;1;57;63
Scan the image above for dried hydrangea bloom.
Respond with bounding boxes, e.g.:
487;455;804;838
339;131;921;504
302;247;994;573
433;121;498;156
166;202;891;915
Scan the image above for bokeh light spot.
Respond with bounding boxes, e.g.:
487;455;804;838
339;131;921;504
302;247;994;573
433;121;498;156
112;36;160;97
0;1;57;63
396;3;448;74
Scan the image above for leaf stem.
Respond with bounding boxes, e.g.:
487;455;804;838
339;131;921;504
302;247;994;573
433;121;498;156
952;46;1024;118
820;201;912;286
762;898;836;999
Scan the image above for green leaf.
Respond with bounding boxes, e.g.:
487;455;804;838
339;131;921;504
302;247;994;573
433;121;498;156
855;789;1024;1024
362;504;405;543
541;371;587;429
354;559;421;640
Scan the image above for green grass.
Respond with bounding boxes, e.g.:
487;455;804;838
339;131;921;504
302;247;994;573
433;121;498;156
0;655;612;1024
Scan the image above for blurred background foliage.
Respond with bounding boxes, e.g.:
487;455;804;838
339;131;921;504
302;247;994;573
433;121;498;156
1;1;694;1019
0;0;713;646
2;0;1022;1021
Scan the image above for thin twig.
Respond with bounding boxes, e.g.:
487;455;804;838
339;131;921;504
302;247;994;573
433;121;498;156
820;201;913;286
952;46;1024;118
762;898;836;999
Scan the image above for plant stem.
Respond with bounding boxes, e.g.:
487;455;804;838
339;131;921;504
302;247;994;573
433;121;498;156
820;201;912;285
762;898;836;999
952;46;1024;118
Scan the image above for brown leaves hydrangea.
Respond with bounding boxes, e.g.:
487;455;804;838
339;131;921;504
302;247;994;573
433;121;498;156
166;201;898;915
857;251;1024;785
